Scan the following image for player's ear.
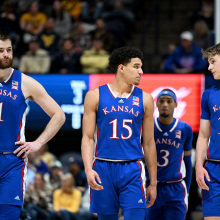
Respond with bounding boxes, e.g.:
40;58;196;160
118;64;124;72
174;102;177;108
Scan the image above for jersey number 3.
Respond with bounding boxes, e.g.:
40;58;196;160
109;119;133;139
157;149;170;167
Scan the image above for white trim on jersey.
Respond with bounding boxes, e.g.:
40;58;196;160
19;111;26;142
154;117;179;133
180;153;186;179
107;84;135;99
181;179;188;210
22;157;28;202
139;160;146;199
4;68;14;83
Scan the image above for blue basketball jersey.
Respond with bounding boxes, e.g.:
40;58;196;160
0;69;27;152
146;118;193;182
95;84;144;161
201;84;220;160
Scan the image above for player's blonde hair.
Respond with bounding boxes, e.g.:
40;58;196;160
203;43;220;59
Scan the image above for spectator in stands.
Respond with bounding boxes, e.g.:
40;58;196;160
164;31;207;73
188;0;214;30
78;187;98;220
192;20;212;50
102;0;135;39
0;1;19;45
24;172;53;220
69;21;93;51
15;22;37;58
26;160;37;189
28;151;51;175
20;1;47;35
39;143;56;169
61;0;82;21
90;18;115;52
50;160;64;190
67;156;88;193
38;17;60;58
19;38;51;74
50;0;72;38
47;173;82;220
51;38;82;74
81;0;104;23
80;38;109;74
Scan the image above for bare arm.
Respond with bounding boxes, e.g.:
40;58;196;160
14;74;65;157
196;119;210;190
81;89;103;190
142;92;157;207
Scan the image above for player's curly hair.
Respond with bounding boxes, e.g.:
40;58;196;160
108;47;144;73
0;30;11;41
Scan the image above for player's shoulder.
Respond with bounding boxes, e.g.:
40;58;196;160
84;88;99;107
178;119;193;133
142;91;154;105
203;84;219;95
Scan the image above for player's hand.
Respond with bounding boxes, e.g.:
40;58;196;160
196;164;210;190
146;184;157;208
14;140;42;158
86;169;103;190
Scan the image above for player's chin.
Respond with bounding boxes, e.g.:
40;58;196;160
133;81;140;85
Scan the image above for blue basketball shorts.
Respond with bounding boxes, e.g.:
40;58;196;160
0;154;27;207
202;161;220;217
145;180;187;220
90;159;146;215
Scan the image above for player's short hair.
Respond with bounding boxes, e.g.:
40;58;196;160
202;43;220;59
0;30;12;42
108;47;144;73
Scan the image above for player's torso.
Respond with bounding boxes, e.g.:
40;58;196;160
0;69;27;152
206;86;220;159
95;84;144;160
153;118;187;182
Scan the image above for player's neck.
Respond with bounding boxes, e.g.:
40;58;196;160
109;80;133;98
0;68;12;82
158;116;174;126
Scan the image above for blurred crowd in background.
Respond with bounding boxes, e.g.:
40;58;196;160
0;0;216;219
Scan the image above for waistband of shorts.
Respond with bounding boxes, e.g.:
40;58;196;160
0;152;13;155
206;159;220;163
157;179;183;184
95;157;144;163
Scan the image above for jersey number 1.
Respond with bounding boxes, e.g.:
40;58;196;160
109;119;133;139
0;102;4;122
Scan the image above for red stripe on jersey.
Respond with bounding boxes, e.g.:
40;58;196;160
180;182;187;218
5;69;15;84
17;118;22;141
21;161;25;196
137;161;145;198
127;87;136;99
106;84;115;99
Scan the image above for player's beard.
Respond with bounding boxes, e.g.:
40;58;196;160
0;57;13;69
160;113;169;118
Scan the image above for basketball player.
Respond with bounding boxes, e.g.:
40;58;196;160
145;89;193;220
196;43;220;219
81;47;157;220
0;31;65;219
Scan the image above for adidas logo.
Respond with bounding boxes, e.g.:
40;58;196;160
118;99;124;103
138;199;143;203
163;132;169;136
14;196;20;200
